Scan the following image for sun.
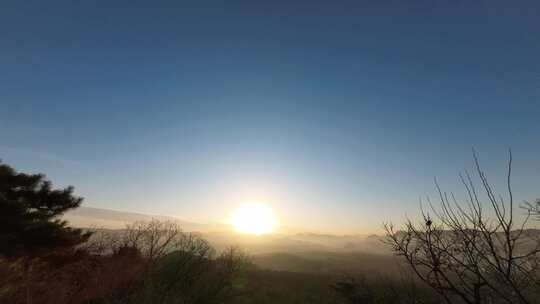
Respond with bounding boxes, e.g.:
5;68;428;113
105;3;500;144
230;203;277;235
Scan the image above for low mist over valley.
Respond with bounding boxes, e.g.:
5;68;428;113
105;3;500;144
64;206;391;256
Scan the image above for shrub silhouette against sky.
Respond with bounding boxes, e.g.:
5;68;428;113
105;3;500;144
385;152;540;304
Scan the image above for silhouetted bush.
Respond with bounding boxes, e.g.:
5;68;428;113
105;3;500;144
385;151;540;304
68;220;246;304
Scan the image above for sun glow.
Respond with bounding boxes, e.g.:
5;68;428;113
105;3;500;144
231;203;277;235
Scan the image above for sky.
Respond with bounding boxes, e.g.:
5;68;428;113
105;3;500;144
1;0;539;233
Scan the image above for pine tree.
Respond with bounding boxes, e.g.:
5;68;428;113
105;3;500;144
0;161;91;258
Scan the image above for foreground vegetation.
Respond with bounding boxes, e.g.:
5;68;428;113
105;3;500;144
1;154;539;303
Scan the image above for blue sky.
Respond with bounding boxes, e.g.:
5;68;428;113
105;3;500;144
1;1;539;232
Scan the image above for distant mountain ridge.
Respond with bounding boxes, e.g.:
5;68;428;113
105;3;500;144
63;207;393;255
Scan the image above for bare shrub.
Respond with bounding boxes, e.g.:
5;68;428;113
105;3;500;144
119;220;185;261
384;151;540;304
87;221;250;304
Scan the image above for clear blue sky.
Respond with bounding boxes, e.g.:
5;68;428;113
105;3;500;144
1;0;539;232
